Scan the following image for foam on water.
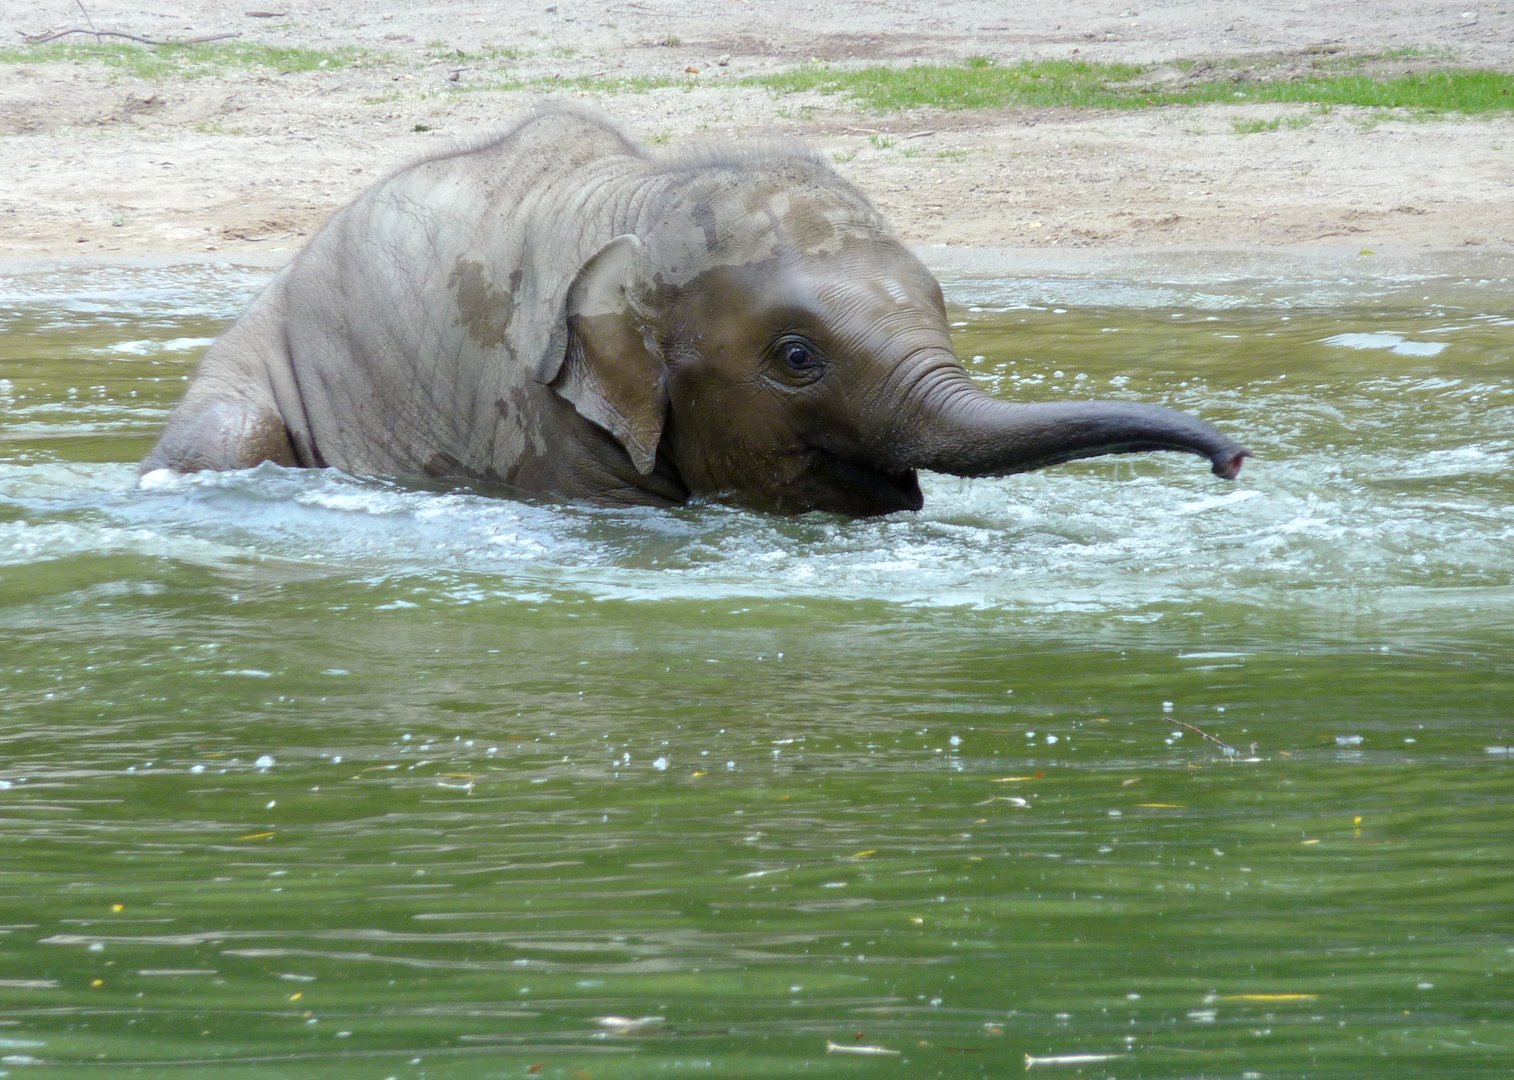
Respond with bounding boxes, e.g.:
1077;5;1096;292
3;432;1508;641
103;336;218;356
1321;331;1449;356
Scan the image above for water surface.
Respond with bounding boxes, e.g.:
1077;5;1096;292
1;260;1511;1078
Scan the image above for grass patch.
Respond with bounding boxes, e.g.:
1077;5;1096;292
1373;45;1460;62
439;72;682;97
1185;69;1514;114
747;58;1514;116
753;58;1144;111
1232;116;1283;134
1230;112;1319;135
0;40;370;79
537;73;682;94
423;44;521;64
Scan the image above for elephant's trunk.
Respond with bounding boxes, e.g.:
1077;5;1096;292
879;361;1249;480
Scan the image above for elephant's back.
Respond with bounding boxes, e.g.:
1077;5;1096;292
273;107;651;477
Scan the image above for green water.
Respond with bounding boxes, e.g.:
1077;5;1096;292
1;261;1511;1079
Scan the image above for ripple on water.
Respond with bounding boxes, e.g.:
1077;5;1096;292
0;262;273;322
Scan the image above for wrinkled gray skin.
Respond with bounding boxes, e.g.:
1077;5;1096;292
143;105;1248;517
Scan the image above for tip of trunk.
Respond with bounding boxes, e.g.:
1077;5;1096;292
1211;448;1251;480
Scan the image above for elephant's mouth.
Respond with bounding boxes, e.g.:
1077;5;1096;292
820;453;924;516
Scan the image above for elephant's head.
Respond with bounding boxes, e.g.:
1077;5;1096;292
549;152;1248;517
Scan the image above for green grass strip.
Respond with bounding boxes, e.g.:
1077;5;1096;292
0;40;370;80
754;58;1143;111
1172;69;1514;113
748;59;1514;115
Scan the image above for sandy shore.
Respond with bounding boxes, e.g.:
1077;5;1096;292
2;1;1512;263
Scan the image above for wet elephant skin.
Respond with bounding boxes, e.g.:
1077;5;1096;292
142;104;1248;516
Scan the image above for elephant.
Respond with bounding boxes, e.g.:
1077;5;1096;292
142;104;1248;517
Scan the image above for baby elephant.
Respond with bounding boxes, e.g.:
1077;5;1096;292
143;105;1247;516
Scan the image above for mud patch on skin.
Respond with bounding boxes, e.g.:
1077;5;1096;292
494;385;540;476
449;257;518;348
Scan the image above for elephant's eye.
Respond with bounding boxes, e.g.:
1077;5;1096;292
773;336;825;382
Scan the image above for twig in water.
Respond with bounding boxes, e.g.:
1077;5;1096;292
1168;718;1238;756
22;27;242;45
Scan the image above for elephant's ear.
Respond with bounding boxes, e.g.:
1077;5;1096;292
545;234;665;475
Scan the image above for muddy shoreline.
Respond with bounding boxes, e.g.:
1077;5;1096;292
2;1;1512;262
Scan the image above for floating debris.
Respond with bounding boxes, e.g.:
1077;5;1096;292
975;795;1029;807
1025;1052;1123;1068
595;1015;664;1032
827;1040;900;1056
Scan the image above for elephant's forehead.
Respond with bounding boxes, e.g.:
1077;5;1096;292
673;249;947;355
648;177;887;284
757;190;880;250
